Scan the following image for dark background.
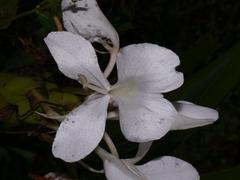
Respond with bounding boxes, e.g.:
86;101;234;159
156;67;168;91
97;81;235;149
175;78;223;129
0;0;240;179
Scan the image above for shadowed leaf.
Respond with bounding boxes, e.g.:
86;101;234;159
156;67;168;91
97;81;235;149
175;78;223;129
0;0;18;29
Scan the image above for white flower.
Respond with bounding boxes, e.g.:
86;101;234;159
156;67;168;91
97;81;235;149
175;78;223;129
44;31;218;162
61;0;119;48
96;143;200;180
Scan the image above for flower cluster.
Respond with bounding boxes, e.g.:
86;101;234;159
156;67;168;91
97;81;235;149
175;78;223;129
44;0;219;179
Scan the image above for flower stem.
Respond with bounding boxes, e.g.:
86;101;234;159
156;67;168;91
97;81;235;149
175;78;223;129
53;16;63;31
104;47;118;78
103;132;119;158
14;9;37;20
13;1;51;21
94;146;111;161
78;161;104;173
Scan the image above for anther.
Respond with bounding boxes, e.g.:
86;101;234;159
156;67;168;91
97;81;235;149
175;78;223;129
78;74;88;90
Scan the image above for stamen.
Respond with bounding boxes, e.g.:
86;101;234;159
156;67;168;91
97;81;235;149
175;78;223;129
78;74;88;89
35;111;65;122
87;84;108;95
78;74;108;94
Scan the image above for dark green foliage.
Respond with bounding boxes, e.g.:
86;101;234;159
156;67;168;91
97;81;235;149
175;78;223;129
0;0;19;29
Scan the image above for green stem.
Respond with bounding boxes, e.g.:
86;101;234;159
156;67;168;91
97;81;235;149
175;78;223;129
14;9;37;20
104;47;118;78
12;1;52;21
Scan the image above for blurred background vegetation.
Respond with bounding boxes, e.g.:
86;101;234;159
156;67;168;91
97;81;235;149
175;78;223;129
0;0;240;179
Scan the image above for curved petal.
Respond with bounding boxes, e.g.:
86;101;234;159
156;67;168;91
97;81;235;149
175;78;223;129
62;0;119;48
52;94;110;162
112;91;177;142
116;43;183;93
44;31;110;90
171;101;219;130
137;156;200;180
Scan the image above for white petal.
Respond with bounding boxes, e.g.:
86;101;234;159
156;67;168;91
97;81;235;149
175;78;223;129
116;43;183;93
137;156;200;180
52;94;110;162
112;91;177;142
44;31;110;90
62;0;119;48
171;101;219;130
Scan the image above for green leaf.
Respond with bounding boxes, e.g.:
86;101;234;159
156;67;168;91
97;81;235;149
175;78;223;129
38;12;54;29
48;92;80;106
46;82;57;91
0;95;8;109
16;98;31;116
36;12;55;37
201;166;240;180
16;98;40;124
0;73;14;88
0;0;19;29
0;76;38;101
172;42;240;107
0;76;38;120
196;43;240;106
181;34;219;75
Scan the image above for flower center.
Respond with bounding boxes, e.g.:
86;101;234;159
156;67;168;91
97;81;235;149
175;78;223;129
110;79;140;103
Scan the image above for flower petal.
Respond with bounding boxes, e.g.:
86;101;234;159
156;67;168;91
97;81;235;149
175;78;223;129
62;0;119;48
137;156;200;180
116;43;183;93
44;31;110;90
112;92;177;142
171;101;219;130
52;94;110;162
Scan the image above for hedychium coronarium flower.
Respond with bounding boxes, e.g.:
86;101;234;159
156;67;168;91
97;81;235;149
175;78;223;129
44;30;218;163
95;142;200;180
